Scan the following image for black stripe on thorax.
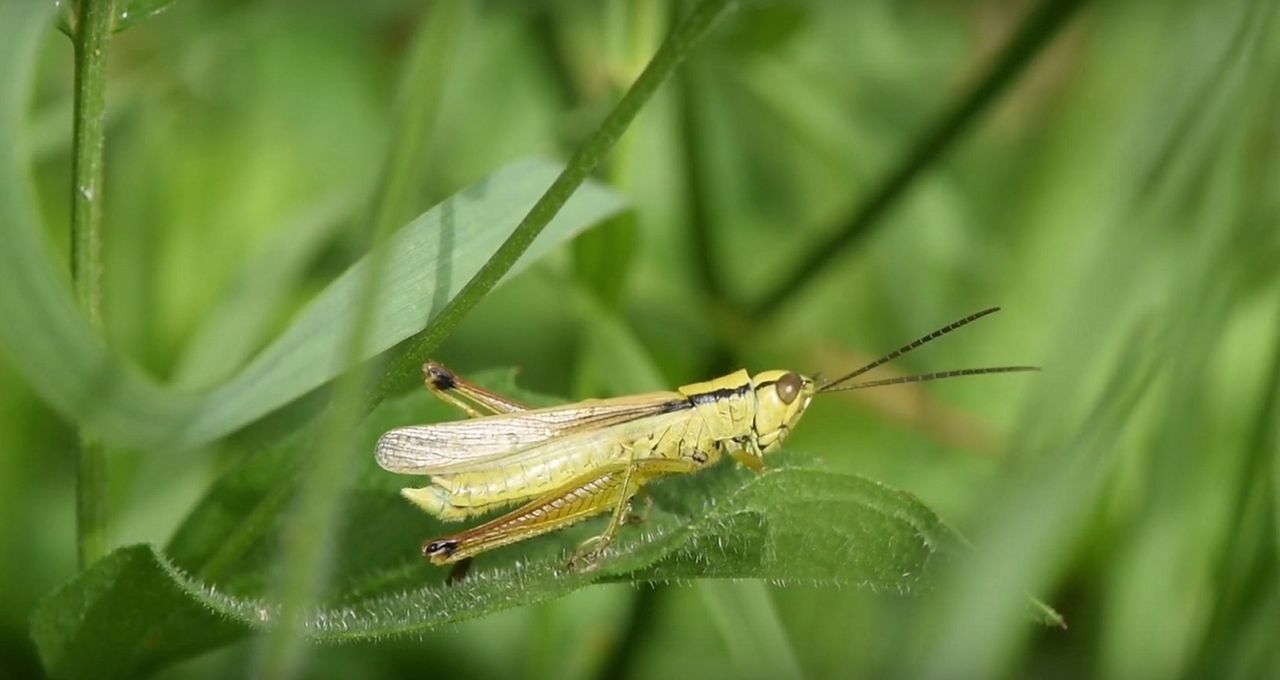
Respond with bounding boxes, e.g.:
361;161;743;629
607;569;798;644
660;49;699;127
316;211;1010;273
689;384;751;407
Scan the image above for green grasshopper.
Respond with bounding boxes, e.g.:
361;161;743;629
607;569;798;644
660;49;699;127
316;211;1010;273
376;307;1034;567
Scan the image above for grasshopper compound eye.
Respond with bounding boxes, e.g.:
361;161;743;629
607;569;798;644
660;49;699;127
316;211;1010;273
775;372;803;404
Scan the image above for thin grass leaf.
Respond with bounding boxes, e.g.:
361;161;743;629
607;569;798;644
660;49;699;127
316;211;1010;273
747;0;1089;318
699;581;805;680
257;5;469;676
113;0;178;32
368;0;468;246
368;0;734;405
56;0;178;36
1191;296;1280;675
183;158;626;448
913;329;1161;680
569;2;662;308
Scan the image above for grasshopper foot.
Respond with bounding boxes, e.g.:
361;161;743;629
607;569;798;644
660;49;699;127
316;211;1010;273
567;534;613;571
445;557;473;585
622;498;650;526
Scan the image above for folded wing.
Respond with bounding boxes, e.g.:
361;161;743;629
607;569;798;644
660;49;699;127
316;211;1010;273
375;391;687;474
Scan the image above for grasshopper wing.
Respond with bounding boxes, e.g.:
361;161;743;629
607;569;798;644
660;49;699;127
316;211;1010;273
375;391;686;474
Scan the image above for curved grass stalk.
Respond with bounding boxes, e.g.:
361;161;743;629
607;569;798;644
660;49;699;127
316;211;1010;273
368;0;734;407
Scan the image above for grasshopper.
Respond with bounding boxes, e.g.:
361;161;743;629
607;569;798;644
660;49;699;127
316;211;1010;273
376;307;1034;568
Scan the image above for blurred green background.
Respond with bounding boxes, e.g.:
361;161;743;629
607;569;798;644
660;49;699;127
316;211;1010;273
3;0;1279;678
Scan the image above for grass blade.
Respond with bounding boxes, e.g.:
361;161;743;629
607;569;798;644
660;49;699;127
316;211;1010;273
255;5;468;676
747;0;1089;318
369;0;734;405
699;581;805;680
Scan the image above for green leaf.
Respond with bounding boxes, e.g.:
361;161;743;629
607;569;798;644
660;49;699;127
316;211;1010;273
615;466;959;587
30;544;247;680
32;387;968;679
179;157;626;448
33;468;958;678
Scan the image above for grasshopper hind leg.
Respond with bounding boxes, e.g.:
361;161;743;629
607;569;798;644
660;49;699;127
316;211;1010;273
416;360;530;584
421;458;701;569
445;556;472;584
423;361;528;417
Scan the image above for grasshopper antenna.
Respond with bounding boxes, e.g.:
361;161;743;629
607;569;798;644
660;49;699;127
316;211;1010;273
818;307;1014;392
819;366;1040;392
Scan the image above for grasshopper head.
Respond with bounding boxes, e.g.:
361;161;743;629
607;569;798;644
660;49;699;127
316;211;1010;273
751;370;817;454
